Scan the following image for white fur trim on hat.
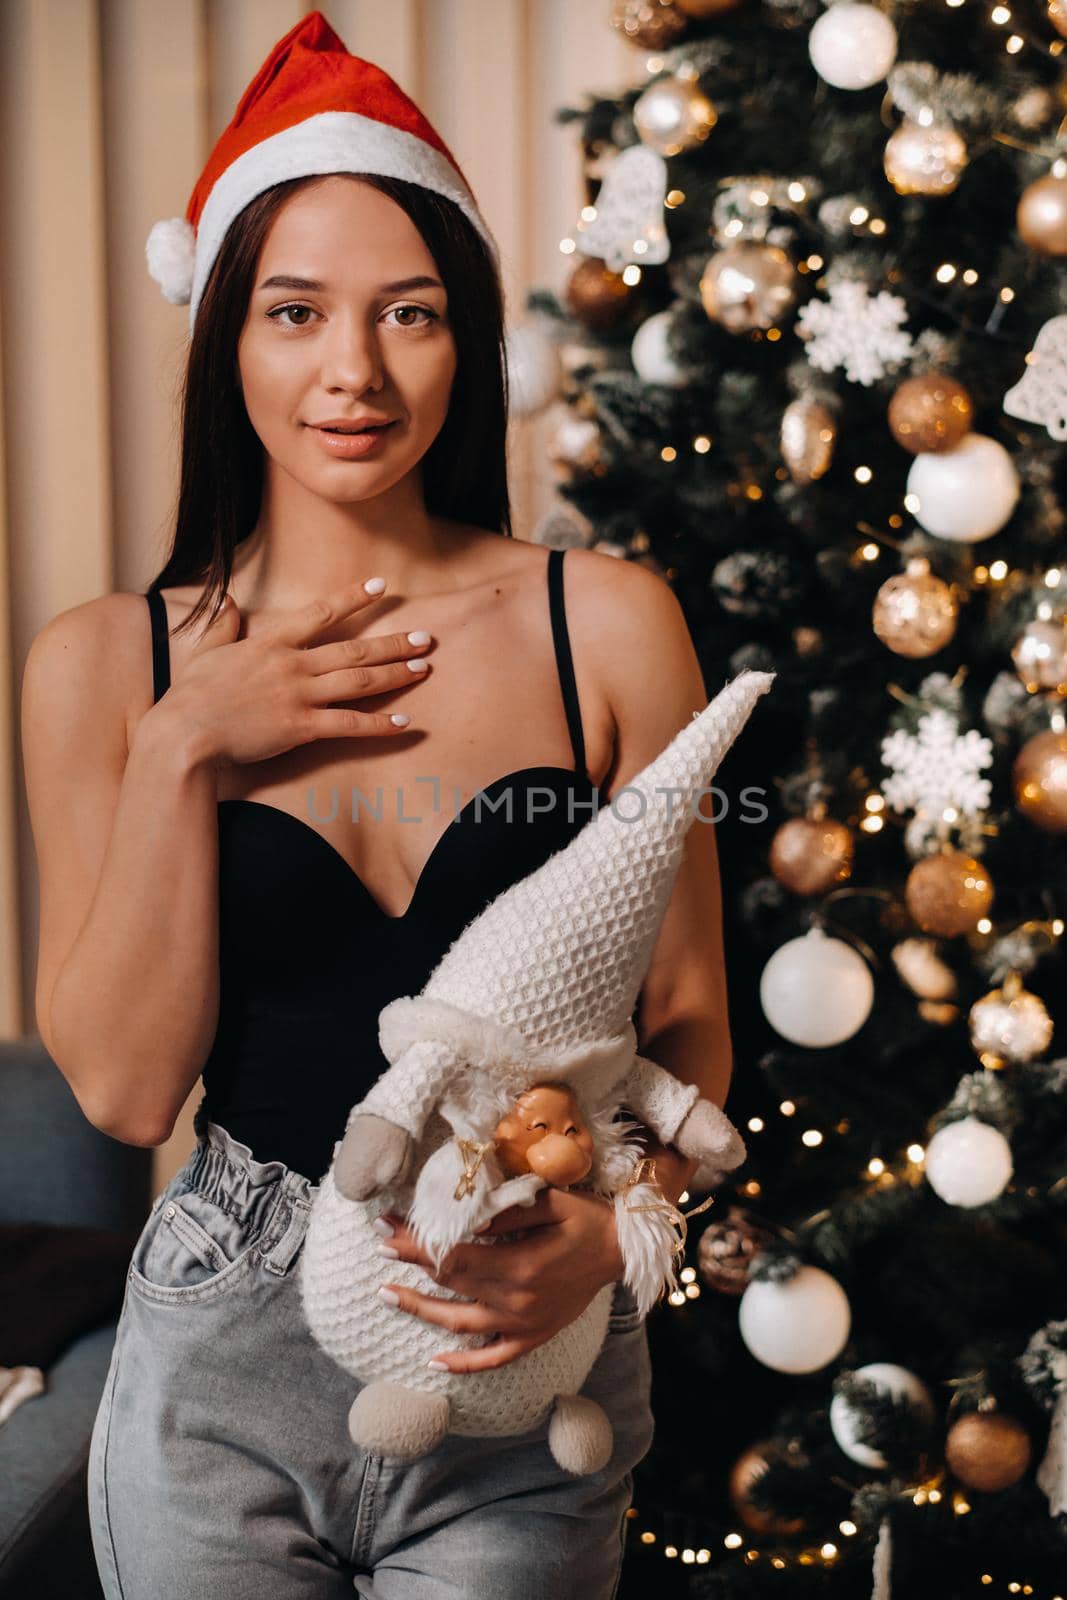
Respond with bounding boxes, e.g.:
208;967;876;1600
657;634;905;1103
184;110;499;331
145;217;196;305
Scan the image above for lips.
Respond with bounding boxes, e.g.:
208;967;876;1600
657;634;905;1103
319;423;391;434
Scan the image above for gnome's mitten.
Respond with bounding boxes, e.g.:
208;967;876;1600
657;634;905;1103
334;1112;415;1202
673;1096;748;1190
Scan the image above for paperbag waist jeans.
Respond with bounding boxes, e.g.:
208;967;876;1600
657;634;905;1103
87;1118;656;1599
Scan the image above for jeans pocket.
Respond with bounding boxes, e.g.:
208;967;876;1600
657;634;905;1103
127;1184;271;1307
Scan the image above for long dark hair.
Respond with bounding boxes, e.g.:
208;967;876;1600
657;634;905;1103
148;172;512;638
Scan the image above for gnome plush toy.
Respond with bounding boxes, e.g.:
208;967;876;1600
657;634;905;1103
299;668;774;1473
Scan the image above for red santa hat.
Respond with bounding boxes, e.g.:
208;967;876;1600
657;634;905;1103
145;9;498;332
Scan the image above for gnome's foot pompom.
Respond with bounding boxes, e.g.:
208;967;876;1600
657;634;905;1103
548;1394;614;1475
348;1382;450;1459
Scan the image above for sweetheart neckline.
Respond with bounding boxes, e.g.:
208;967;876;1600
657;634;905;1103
216;764;603;923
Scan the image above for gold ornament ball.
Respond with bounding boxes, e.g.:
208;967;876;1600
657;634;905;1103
633;75;717;157
1012;618;1067;693
770;816;854;896
781;397;837;484
728;1443;806;1536
676;0;744;12
888;373;973;454
1017;171;1067;255
884;121;969;197
905;851;994;938
1013;729;1067;832
564;256;637;333
1049;0;1067;39
609;0;690;49
872;560;959;658
945;1412;1032;1493
700;241;797;333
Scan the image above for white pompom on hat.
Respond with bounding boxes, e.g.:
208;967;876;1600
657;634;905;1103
144;10;498;332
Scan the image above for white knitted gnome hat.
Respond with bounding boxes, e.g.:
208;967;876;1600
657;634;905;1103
365;666;775;1119
145;10;499;332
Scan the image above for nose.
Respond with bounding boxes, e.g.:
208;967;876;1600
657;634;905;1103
526;1135;593;1187
321;313;385;395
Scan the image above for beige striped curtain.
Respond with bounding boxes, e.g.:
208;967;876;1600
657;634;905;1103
0;0;637;1184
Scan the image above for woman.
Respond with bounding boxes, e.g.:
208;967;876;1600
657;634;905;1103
21;15;733;1598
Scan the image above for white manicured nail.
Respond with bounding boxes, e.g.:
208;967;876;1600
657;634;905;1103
376;1243;399;1259
427;1359;450;1371
406;659;428;673
372;1216;395;1237
378;1286;401;1306
364;577;386;594
407;630;431;645
390;714;410;726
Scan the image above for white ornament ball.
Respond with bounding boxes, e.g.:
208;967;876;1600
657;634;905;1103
630;310;687;387
808;4;898;91
739;1265;851;1374
759;926;874;1047
504;323;564;419
924;1116;1013;1208
906;433;1020;543
829;1363;936;1467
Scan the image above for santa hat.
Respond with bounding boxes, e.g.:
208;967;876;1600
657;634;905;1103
145;9;498;332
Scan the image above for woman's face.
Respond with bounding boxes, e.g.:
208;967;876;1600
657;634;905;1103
236;175;457;502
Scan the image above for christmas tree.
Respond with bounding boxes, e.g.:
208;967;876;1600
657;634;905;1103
509;1;1067;1595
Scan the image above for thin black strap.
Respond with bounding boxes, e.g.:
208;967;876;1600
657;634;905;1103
145;589;171;702
547;548;588;783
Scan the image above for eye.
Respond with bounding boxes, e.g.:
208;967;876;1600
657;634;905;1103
265;302;440;332
528;1122;548;1131
385;304;440;329
565;1126;579;1137
265;303;319;330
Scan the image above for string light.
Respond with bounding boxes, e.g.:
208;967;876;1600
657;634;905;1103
780;1100;796;1116
748;1116;765;1132
855;465;873;484
802;1128;824;1147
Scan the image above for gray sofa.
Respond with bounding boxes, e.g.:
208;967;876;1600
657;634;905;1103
0;1036;152;1599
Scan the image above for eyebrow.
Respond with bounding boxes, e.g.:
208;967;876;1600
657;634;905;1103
256;273;445;294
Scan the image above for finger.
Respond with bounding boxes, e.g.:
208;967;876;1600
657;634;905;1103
269;578;391;649
309;659;431;706
304;630;433;677
380;1283;508;1335
430;1336;531;1374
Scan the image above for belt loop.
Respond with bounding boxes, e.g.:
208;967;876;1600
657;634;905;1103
260;1190;310;1278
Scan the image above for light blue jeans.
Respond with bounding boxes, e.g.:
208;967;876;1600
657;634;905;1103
87;1119;656;1598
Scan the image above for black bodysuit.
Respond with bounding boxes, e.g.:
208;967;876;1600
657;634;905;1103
145;547;604;1182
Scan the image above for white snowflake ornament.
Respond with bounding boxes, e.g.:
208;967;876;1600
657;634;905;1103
881;708;993;821
796;280;914;385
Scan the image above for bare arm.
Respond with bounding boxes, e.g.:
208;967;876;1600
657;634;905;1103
22;595;221;1146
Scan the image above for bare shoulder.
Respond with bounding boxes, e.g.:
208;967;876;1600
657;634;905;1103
23;591;155;748
557;547;704;715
